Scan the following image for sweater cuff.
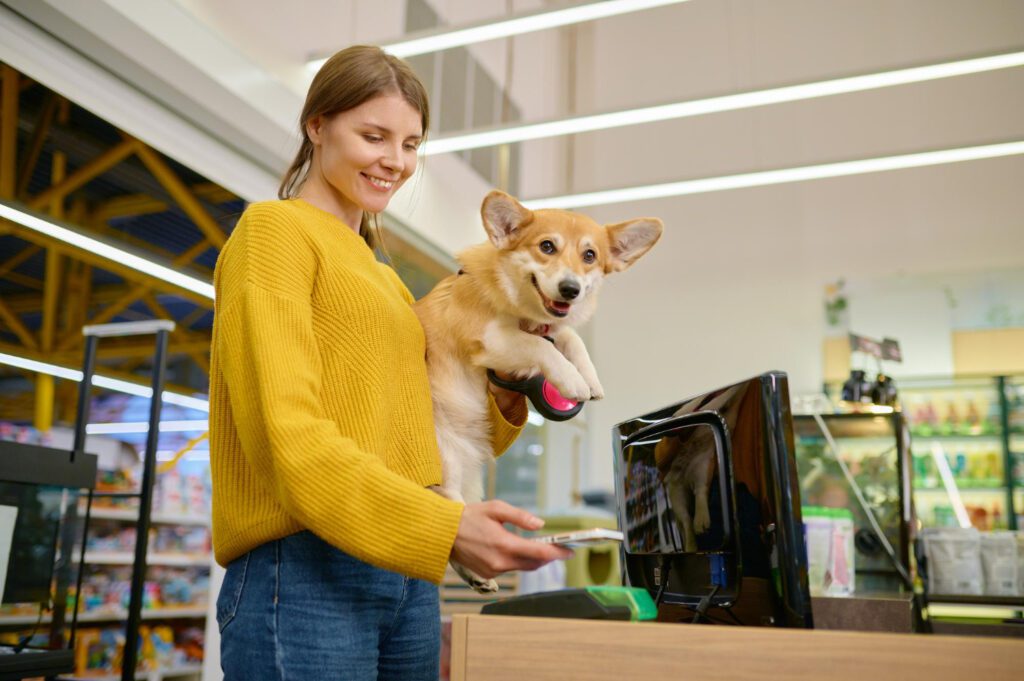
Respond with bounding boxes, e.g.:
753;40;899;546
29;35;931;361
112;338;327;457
488;389;527;458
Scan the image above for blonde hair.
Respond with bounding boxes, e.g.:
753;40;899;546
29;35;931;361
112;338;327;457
279;45;429;251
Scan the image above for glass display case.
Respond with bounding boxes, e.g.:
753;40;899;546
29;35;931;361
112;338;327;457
897;376;1023;532
793;413;912;593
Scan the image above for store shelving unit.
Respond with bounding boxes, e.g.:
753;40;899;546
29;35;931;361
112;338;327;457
822;375;1024;531
897;375;1023;531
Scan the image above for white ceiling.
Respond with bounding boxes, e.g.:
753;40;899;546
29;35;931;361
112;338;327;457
5;0;1022;492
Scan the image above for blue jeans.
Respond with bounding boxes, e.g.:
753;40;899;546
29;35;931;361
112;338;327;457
217;531;441;680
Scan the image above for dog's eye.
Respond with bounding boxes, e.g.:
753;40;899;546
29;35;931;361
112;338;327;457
539;240;556;254
582;249;596;263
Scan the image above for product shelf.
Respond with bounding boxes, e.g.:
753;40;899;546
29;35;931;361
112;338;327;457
86;506;210;527
63;663;202;680
82;552;211;567
926;594;1024;608
0;607;209;627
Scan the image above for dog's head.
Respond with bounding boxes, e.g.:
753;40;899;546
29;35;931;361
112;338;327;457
480;190;663;325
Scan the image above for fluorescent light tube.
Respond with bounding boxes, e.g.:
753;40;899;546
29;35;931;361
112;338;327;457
423;51;1024;155
86;420;209;435
0;201;215;300
0;351;210;413
522;140;1024;209
309;0;692;67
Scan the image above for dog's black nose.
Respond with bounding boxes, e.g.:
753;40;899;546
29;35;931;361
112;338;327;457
558;280;580;300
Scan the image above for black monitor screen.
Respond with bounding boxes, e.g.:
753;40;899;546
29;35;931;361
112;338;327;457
1;482;65;605
614;371;813;628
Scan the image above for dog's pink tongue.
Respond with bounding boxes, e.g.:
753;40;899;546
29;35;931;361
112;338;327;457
552;301;571;313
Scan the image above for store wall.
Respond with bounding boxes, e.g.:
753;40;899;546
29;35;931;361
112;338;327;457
549;0;1024;492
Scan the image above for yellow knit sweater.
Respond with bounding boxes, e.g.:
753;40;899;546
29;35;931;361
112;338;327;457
209;198;525;584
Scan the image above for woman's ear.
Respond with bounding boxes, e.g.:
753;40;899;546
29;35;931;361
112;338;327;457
305;115;323;146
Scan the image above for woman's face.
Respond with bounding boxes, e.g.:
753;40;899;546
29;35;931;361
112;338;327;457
306;92;423;218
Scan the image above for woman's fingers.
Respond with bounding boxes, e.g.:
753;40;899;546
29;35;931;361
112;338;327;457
483;499;545;531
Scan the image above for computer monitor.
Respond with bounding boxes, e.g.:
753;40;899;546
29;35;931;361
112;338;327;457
0;481;65;605
612;371;813;628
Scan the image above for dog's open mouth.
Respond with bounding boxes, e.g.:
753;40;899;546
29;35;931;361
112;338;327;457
531;275;571;318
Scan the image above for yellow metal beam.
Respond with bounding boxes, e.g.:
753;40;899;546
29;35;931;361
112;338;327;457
91;183;237;222
178;305;209;331
1;64;18;198
3;222;213;306
16;93;58;199
2;282;148;314
0;342;203;396
142;292;210;374
50;232;216;351
0;296;39;350
52;338;211;364
0;245;41;278
0;269;43;290
26;137;137;210
134;143;227;248
35;109;69;432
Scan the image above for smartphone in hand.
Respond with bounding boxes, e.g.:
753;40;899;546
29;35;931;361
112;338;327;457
534;528;623;548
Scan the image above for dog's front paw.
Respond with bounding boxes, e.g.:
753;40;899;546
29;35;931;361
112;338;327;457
548;367;592;403
587;377;605;401
452;561;500;595
694;503;711;535
469;577;499;594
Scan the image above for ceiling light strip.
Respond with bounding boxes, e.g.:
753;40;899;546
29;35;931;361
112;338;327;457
424;51;1024;155
0;202;215;300
308;0;692;65
522;140;1024;209
0;352;210;413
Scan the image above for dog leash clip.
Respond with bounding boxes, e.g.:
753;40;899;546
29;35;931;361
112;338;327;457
486;369;584;422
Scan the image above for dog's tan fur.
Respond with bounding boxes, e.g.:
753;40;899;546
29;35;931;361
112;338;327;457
414;190;662;591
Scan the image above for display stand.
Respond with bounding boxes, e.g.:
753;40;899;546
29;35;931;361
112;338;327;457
66;320;174;681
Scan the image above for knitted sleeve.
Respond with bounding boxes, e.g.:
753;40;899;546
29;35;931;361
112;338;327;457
488;390;527;457
215;204;463;583
379;264;528;457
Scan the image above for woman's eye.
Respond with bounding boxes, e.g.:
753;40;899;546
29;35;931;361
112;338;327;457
583;249;596;263
539;240;556;254
404;143;419;151
363;134;383;143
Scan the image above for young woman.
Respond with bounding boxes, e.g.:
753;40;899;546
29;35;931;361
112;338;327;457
209;45;570;680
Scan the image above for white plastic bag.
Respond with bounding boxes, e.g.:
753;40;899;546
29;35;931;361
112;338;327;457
979;532;1018;596
922;527;982;596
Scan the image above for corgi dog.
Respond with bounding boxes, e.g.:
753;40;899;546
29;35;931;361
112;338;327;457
414;190;662;592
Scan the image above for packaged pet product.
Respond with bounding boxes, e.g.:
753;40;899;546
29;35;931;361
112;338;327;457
825;508;855;596
802;506;831;596
979;531;1018;595
1018;531;1024;596
921;527;983;595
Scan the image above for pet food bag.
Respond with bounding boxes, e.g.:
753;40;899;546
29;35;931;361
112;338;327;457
825;507;855;596
1017;531;1024;596
979;531;1019;596
803;506;831;596
922;527;983;596
803;506;856;596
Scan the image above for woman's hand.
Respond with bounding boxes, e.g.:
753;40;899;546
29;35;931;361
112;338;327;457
452;500;572;579
488;370;527;424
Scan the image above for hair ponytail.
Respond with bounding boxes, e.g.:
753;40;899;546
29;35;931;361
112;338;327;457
278;138;314;200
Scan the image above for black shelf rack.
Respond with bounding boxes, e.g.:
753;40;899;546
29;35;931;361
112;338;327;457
0;320;173;681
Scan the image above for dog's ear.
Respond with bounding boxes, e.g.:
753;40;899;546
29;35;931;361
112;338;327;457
481;190;533;249
605;218;663;272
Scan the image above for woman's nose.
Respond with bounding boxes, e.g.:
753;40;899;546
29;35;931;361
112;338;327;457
380;144;404;174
